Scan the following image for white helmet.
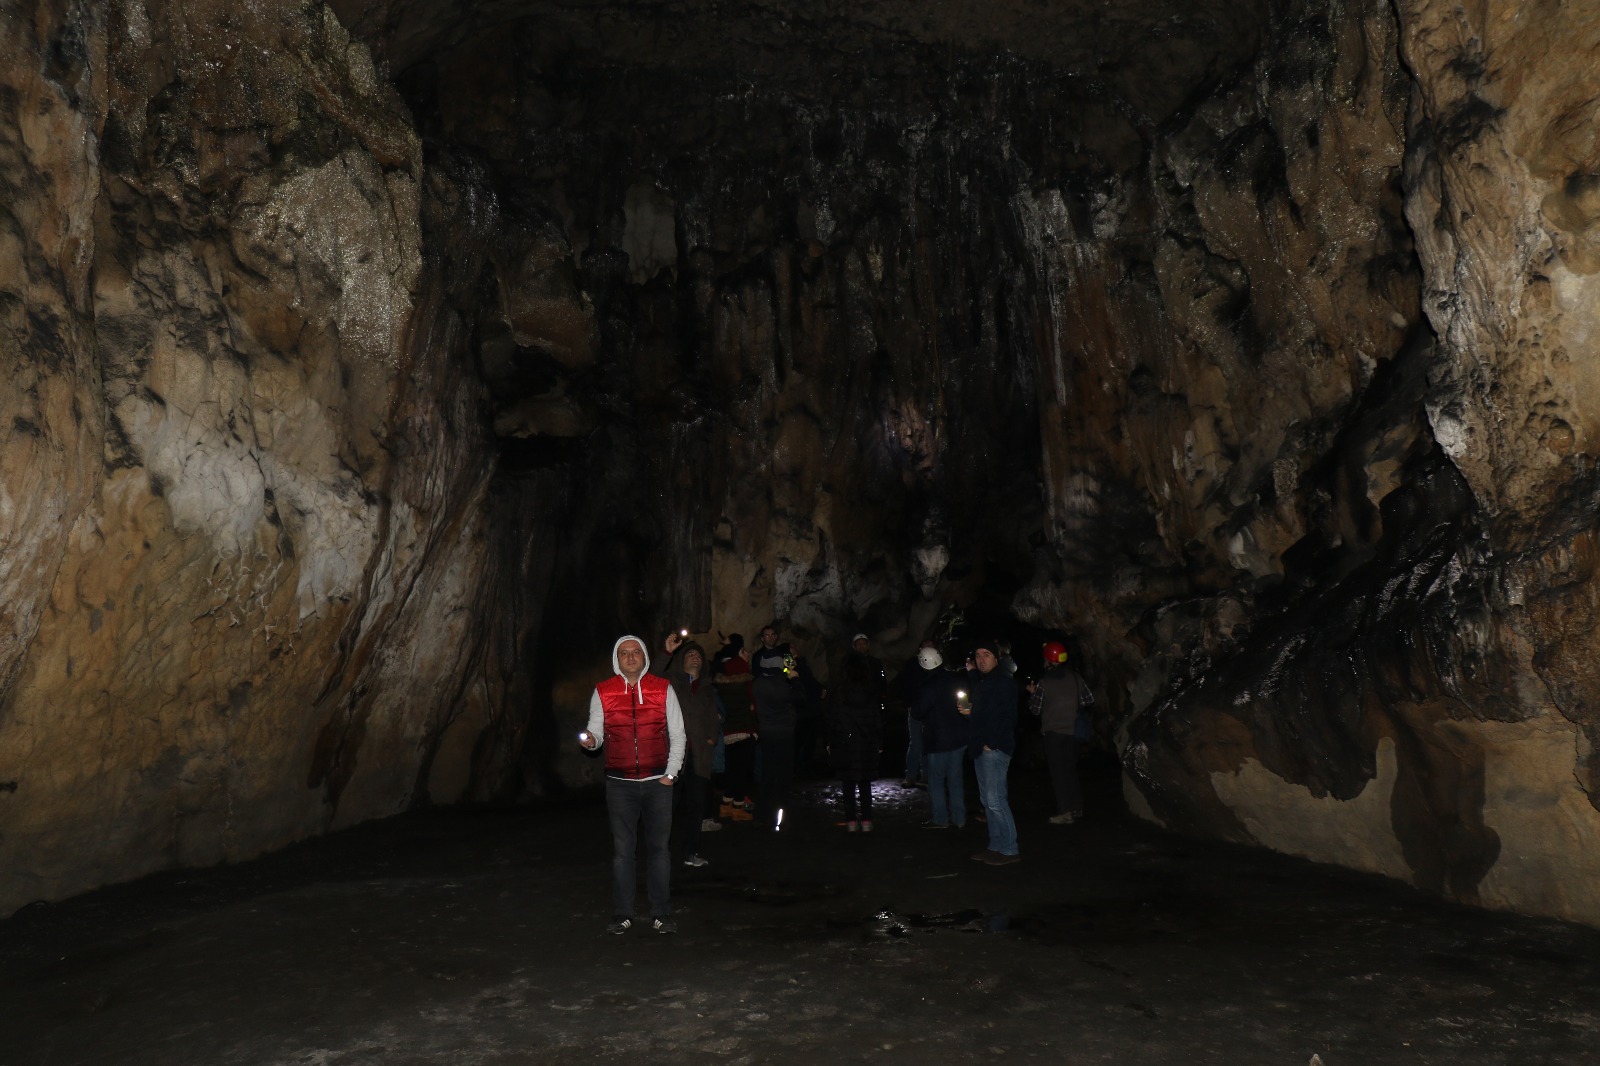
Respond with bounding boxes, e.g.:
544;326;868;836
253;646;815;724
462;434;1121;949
917;647;944;670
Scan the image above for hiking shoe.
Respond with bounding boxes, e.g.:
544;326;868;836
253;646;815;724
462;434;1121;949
701;819;723;832
984;852;1021;866
859;820;874;833
606;917;634;935
682;854;708;868
651;917;677;934
1048;812;1076;825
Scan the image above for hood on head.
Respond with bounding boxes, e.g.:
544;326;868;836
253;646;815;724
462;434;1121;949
612;634;650;676
677;640;707;671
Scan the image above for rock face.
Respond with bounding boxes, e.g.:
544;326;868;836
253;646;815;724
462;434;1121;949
4;0;1600;928
1;1;524;910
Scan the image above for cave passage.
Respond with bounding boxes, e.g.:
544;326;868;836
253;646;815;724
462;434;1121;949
8;0;1600;1059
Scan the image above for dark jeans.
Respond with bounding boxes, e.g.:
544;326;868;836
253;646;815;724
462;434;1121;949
925;748;966;826
1043;731;1083;815
758;736;795;830
841;780;874;823
607;776;673;919
905;713;924;781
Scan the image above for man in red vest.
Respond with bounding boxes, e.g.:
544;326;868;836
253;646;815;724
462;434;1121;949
581;634;686;934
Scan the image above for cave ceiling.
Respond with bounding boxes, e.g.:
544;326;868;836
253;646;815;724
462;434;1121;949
332;0;1271;125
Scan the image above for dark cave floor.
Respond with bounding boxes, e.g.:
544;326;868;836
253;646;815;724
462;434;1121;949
5;759;1600;1066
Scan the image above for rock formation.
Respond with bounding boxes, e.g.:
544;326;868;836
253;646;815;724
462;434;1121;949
3;0;1600;928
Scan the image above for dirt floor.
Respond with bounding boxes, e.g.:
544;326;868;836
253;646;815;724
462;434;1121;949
5;758;1600;1066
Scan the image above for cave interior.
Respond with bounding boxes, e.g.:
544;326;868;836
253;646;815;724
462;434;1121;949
6;0;1600;1060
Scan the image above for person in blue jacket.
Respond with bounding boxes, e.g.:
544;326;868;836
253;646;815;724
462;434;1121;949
962;639;1020;865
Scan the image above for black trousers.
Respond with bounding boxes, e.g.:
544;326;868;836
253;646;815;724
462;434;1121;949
758;736;795;830
722;739;756;802
1043;731;1083;815
841;779;874;823
673;754;710;861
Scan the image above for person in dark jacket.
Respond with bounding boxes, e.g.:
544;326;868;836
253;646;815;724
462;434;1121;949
910;646;969;828
1030;641;1089;825
962;639;1020;865
712;637;756;818
657;641;719;867
897;639;942;787
752;631;805;831
827;650;886;831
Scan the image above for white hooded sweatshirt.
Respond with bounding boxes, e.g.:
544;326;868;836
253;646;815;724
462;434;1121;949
583;634;686;780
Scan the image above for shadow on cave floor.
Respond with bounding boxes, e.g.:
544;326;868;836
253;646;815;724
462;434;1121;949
4;758;1600;1066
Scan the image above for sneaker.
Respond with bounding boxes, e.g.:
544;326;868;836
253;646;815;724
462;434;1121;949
606;917;634;935
1048;812;1076;825
971;849;1001;862
651;917;677;934
859;820;873;833
701;818;723;832
984;852;1021;866
845;820;859;832
682;854;708;867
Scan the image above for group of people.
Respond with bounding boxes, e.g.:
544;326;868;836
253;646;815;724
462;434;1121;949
581;626;1094;934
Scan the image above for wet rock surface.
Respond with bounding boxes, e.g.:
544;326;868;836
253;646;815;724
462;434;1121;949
3;768;1599;1065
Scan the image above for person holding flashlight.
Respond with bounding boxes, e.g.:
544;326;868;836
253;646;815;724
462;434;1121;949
910;646;969;828
962;639;1021;865
581;635;686;934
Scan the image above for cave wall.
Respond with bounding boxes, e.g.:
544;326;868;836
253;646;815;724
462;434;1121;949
0;1;533;913
1097;0;1600;925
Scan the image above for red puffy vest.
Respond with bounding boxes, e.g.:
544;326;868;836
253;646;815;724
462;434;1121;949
597;672;672;778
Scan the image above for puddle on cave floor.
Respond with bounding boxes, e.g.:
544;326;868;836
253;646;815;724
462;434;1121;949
5;766;1600;1064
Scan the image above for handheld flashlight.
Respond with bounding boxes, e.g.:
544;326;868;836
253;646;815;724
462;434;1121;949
577;730;592;745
